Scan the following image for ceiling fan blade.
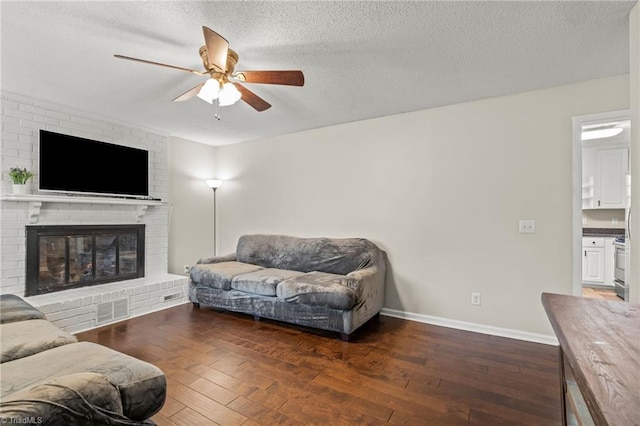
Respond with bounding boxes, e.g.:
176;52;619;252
114;54;206;75
235;70;305;86
172;82;205;102
235;83;271;112
202;26;229;72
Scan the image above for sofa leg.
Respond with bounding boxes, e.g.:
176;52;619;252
253;315;260;322
340;333;350;342
192;302;200;308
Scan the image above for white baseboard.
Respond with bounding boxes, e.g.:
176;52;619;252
380;308;558;346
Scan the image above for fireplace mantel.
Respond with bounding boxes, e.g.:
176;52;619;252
0;194;163;223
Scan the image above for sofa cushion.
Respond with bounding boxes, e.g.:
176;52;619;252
232;268;304;296
0;294;46;324
0;341;166;421
1;319;77;363
0;372;127;425
236;234;378;275
276;271;356;310
190;261;263;291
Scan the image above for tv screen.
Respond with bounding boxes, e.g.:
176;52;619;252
39;130;149;197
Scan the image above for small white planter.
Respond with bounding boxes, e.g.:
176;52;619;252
12;183;29;195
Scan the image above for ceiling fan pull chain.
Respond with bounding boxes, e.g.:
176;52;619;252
214;98;221;121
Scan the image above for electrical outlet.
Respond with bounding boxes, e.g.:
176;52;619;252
519;220;536;234
612;218;619;225
471;292;481;306
183;265;190;275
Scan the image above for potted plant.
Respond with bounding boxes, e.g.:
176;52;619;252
8;167;34;194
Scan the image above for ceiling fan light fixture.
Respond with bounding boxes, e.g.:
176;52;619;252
197;78;220;104
218;82;242;106
581;127;624;141
114;26;302;112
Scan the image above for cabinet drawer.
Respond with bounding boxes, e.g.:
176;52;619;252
583;238;604;248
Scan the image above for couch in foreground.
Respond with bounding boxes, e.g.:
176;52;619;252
189;234;386;341
0;294;166;425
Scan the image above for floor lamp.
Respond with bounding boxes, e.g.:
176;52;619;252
206;179;223;255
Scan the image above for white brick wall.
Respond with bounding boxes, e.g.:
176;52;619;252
1;91;169;198
1;91;187;331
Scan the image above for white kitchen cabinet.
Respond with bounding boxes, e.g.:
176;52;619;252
596;148;628;208
582;237;615;286
583;248;604;283
582;238;604;284
583;147;629;209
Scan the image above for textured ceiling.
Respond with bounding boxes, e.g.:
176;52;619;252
1;1;636;146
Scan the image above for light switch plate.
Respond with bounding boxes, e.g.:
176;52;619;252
519;220;536;234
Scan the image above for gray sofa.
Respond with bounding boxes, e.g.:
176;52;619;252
189;234;386;341
0;294;166;425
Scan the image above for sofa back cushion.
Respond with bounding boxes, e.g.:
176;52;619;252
236;234;379;275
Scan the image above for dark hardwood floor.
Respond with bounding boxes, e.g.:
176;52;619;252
76;304;562;425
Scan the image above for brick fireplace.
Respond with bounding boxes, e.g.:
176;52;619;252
0;91;188;332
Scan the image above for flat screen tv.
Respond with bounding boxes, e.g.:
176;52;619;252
39;130;149;198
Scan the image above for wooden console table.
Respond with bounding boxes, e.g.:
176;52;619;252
541;293;639;426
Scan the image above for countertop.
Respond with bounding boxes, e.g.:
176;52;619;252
582;228;625;237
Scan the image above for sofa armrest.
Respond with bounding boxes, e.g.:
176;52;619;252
0;372;128;424
197;253;237;265
342;253;386;333
0;294;46;324
343;264;383;300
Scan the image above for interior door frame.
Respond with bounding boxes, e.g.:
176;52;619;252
572;109;631;297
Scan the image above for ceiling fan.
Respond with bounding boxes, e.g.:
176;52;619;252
114;26;304;112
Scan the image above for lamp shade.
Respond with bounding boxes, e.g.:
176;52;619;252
197;78;220;104
206;179;223;189
218;82;242;106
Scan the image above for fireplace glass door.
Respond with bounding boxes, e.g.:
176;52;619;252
69;235;93;283
27;225;144;296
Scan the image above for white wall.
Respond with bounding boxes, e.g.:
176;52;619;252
630;2;639;303
167;136;218;275
582;209;626;229
213;75;629;336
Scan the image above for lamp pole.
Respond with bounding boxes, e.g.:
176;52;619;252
206;180;223;256
213;187;218;255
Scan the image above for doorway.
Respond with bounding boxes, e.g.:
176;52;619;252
572;110;631;300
